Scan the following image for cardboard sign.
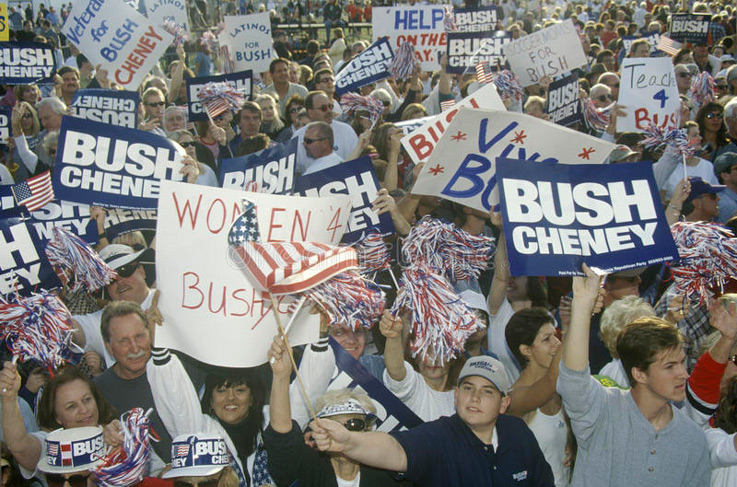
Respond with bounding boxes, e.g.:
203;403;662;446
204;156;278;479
0;3;8;42
622;31;661;55
410;108;615;211
294;156;394;244
62;0;174;90
373;5;450;71
670;13;711;44
453;7;498;33
0;209;62;296
154;181;352;367
331;339;423;431
503;20;587;87
497;159;677;276
335;38;394;96
146;0;190;39
53;116;186;209
0;106;9;144
220;138;297;194
71;89;139;129
618;57;679;133
219;13;275;74
546;74;581;127
186;70;252;122
395;117;430;136
401;81;505;164
0;41;55;84
446;31;512;74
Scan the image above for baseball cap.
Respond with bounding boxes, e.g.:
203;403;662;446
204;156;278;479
316;398;376;420
684;177;726;204
98;244;156;286
38;427;105;474
607;144;640;163
714;152;737;178
457;356;510;395
162;434;230;479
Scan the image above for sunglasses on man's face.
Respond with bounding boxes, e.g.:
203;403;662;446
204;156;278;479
180;141;197;148
173;471;223;487
115;262;140;279
46;473;90;487
343;418;367;432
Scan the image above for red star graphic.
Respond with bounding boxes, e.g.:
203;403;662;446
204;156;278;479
450;131;467;142
578;147;595;160
511;130;527;144
429;164;445;176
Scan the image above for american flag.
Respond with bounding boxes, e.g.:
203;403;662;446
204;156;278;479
228;201;260;245
47;442;59;457
175;444;190;457
11;171;54;211
440;99;456;112
60;443;72;466
657;35;682;56
203;98;231;119
233;242;358;295
475;61;494;85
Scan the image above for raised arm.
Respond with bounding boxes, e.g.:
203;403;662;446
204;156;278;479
269;335;295;434
562;264;605;372
380;311;406;382
311;418;407;472
488;210;508;315
0;361;42;472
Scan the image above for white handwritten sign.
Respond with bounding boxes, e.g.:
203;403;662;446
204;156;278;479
618;57;679;133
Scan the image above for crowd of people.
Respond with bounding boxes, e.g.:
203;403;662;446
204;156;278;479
3;0;737;486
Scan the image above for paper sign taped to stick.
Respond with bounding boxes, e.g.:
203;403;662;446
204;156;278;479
0;209;62;296
446;31;512;74
453;7;498;32
0;41;55;84
186;70;253;122
373;5;450;71
155;181;352;367
52;116;187;209
497;159;677;276
220;139;297;194
411;108;615;211
335;38;394;96
219;13;275;74
294;156;394;244
503;20;586;87
62;0;174;90
618;57;679;133
401;81;505;164
71;89;139;129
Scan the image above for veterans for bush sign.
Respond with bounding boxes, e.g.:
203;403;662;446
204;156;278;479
497;159;677;276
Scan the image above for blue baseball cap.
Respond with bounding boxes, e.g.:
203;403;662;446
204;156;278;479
684;177;726;204
162;434;230;479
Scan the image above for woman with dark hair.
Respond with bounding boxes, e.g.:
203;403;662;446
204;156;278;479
696;102;730;162
505;308;570;487
0;364;117;480
148;349;273;487
709;375;737;486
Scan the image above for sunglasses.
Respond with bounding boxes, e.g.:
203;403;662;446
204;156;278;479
180;141;197;148
146;101;166;107
289;106;304;114
596;94;613;102
21;112;33;119
173;473;222;487
115;262;140;279
706;112;723;119
381;100;391;107
343;418;367;432
313;104;332;112
303;137;326;145
717;84;729;90
46;473;90;487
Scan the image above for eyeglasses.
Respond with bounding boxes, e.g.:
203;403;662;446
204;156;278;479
289;106;304;114
677;72;692;79
173;472;223;487
303;137;327;145
312;104;332;112
115;262;140;279
343;418;367;432
46;473;90;487
146;101;166;107
706;112;723;119
381;100;391;107
180;141;197;148
21;112;33;119
596;94;613;102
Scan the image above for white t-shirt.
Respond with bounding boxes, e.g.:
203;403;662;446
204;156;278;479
487;299;521;385
303;152;344;175
292;120;358;174
383;362;454;422
662;157;719;201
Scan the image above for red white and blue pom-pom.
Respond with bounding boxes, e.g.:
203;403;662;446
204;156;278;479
303;271;385;330
402;216;494;282
199;82;247;119
582;97;610;132
45;227;117;293
443;6;457;32
200;31;218;51
94;408;154;487
356;231;392;276
689;72;715;107
493;70;524;102
670;221;737;304
642;124;697;157
390;265;480;365
388;42;419;82
162;18;189;47
340;93;385;128
0;291;73;369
